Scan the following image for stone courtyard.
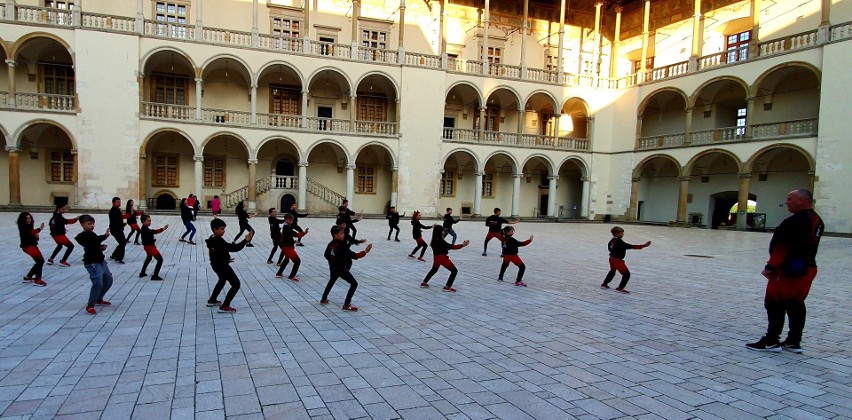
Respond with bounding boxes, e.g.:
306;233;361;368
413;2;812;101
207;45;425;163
0;212;850;419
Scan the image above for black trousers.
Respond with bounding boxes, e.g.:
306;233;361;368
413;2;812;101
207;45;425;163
109;228;126;261
210;265;241;307
323;267;358;306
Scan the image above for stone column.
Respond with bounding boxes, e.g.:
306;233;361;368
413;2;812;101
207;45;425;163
345;164;356;203
398;0;406;48
745;97;755;138
808;170;815;193
194;156;204;207
635;116;643;148
439;0;447;56
736;173;751;230
73;0;82;27
351;0;360;45
628;177;640;221
547;175;558;217
581;176;591;219
303;0;310;40
252;0;259;47
195;0;203;41
301;90;308;128
684;106;694;145
610;6;622;78
247;159;258;212
250;84;257;124
692;0;702;57
136;0;144;34
520;0;529;77
676;176;690;224
6;146;21;205
750;0;761;56
390;165;399;207
139;153;147;210
6;60;16;106
511;173;522;217
349;95;356;132
554;113;561;137
298;161;308;210
593;1;603;78
473;171;483;217
478;107;486;139
557;0;566;84
195;78;202;120
641;0;651;77
482;0;490;75
517;108;525;134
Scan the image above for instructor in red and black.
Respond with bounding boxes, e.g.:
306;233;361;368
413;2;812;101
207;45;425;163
746;189;824;353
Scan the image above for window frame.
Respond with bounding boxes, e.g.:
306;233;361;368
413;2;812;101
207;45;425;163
152;153;180;188
725;30;751;63
41;64;75;95
153;1;190;38
150;73;189;105
269;84;302;116
203;156;226;188
356;166;376;194
482;172;494;198
47;149;74;184
440;170;455;197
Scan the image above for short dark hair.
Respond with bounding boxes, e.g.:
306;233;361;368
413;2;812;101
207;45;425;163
330;225;344;236
78;214;94;224
140;214;151;223
611;226;624;234
268;208;276;214
494;208;501;213
283;213;294;221
112;197;121;203
55;203;66;210
210;218;227;230
338;205;347;211
446;207;452;212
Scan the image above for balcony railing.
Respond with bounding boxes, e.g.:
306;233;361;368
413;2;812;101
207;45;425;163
14;93;76;112
203;28;252;47
257;112;301;128
831;22;852;42
690;127;744;144
637;133;686;150
752;118;818;139
359;46;398;64
16;5;72;26
306;117;351;133
273;175;298;189
141;102;194;120
258;34;304;53
526;68;558;83
144;20;194;40
354;121;398;135
405;52;441;69
81;12;135;32
201;108;251;126
308;40;351;58
487;63;522;79
442;129;590;151
759;30;818;57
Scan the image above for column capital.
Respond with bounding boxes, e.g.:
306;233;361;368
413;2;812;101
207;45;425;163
615;5;623;13
685;106;694;112
513;172;523;178
193;155;204;162
5;59;16;67
738;172;752;179
302;88;309;94
195;77;203;83
548;175;559;181
251;83;258;89
139;153;147;159
391;165;398;171
5;145;21;153
474;171;484;177
678;175;692;182
631;176;641;183
248;159;258;165
298;161;309;167
581;176;590;182
345;163;356;170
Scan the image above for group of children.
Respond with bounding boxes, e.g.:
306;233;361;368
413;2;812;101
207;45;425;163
15;200;653;315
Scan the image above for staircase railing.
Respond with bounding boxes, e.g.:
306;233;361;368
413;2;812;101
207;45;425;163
306;177;346;207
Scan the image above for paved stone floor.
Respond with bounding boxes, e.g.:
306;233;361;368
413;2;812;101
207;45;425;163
0;212;850;419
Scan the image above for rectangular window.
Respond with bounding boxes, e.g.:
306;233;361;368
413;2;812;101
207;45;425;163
482;172;494;197
545;54;558;72
357;95;387;122
736;107;747;136
356;166;375;193
42;65;75;95
441;170;455;196
153;154;179;187
271;16;301;50
155;1;189;38
726;30;751;63
49;150;74;182
633;56;654;73
361;29;387;49
45;0;74;25
151;74;187;105
270;85;301;115
203;157;225;187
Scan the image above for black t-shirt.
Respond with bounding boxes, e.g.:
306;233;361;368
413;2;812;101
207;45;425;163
501;236;531;256
109;206;124;230
443;214;460;228
75;230;109;264
485;215;508;233
411;219;430;239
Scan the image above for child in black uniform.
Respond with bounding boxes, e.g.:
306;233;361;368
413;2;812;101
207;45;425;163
499;226;533;287
75;215;113;314
420;225;469;292
386;206;405;241
206;218;254;313
442;208;462;245
275;214;309;281
601;226;651;294
267;208;286;264
234;201;257;246
321;226;372;311
139;214;169;280
47;204;78;266
408;211;431;262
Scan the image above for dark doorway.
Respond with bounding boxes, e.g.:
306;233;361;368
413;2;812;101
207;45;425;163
156;194;176;210
710;191;756;228
317;106;333;130
443;117;455;139
539;194;548;217
53;196;69;207
275;159;294;176
637;201;644;221
280;194;296;212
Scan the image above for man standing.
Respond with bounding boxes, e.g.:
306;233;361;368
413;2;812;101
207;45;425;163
108;196;127;264
747;189;823;353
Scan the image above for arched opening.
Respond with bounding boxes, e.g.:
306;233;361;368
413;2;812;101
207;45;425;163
481;153;517;214
280;193;296;212
482;88;521;138
14;37;76;111
440;150;479;215
560;98;590;138
200;57;252;124
355;73;397;134
556;159;586;219
154;191;177;210
257;137;300;194
692;79;749;143
305;141;348;212
444;83;481;139
353;144;394;214
747;146;813;228
524;92;557;137
257;63;303;127
711;191;757;229
17;122;76;205
201;134;250;208
635;156;680;223
141;50;195;119
638;90;688;148
307;69;350;131
686;152;741;229
752;65;820;139
143;130;196;207
521;156;553;217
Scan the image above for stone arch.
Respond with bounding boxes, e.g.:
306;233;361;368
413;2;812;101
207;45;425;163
556;155;591;177
200;131;251;156
255;135;303;161
0;123;9;144
685;148;744;175
355;71;400;100
637;87;689;116
12;119;77;150
305;138;352;164
482;151;520;173
484;85;522;108
744;143;815;173
307;67;353;93
140;128;198;156
751;61;822;97
632;154;683;178
524;90;559;111
354;141;397;167
0;36;10;58
445;81;484;104
256;61;306;87
560;97;592;115
441;148;481;171
10;32;74;63
689;76;749;107
200;53;254;86
140;46;197;75
521;153;556;174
